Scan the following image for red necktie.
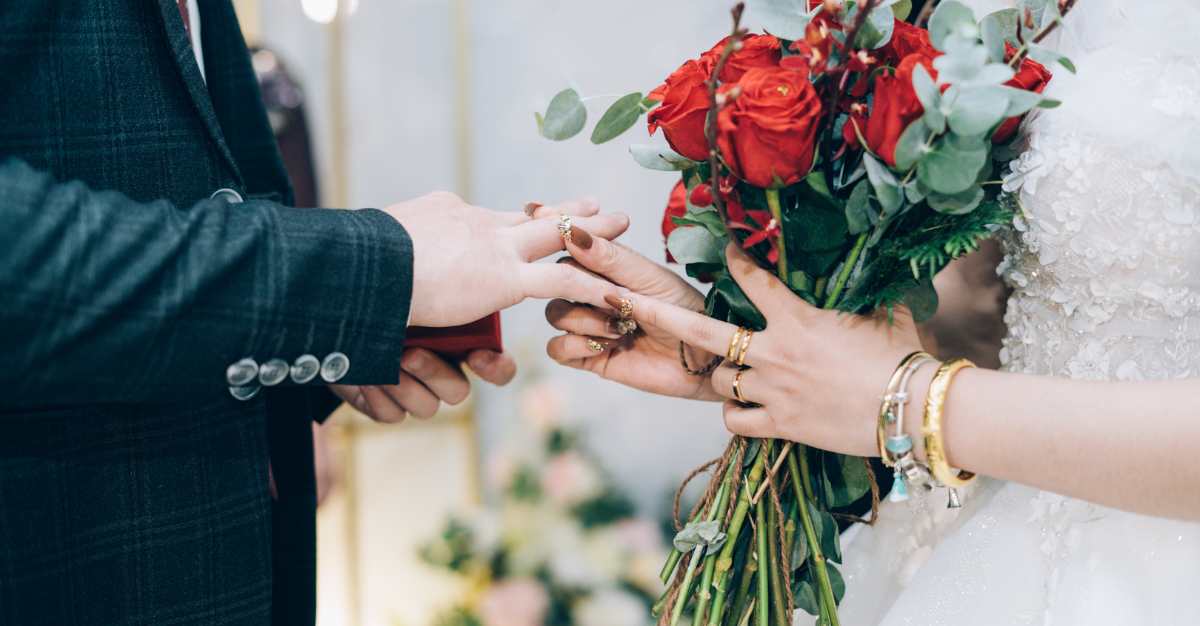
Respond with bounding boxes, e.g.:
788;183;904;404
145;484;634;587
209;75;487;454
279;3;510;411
176;0;192;37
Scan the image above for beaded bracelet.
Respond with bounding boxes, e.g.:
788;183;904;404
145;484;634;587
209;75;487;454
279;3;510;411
878;352;937;502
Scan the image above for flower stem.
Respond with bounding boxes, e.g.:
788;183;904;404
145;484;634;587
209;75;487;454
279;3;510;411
671;478;731;626
754;503;770;626
764;188;790;280
693;463;739;626
788;448;841;626
766;485;789;626
823;232;868;310
707;446;769;626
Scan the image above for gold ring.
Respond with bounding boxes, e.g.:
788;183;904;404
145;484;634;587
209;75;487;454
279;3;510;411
726;327;747;361
557;214;573;244
732;369;748;404
734;330;754;367
586;339;607;353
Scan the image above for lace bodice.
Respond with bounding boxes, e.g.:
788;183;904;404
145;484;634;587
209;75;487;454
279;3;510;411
998;44;1200;382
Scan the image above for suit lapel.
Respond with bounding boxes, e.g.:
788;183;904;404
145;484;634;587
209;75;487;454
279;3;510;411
154;0;245;188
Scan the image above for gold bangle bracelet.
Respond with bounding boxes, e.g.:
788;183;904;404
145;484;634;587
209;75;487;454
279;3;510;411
922;358;977;488
878;351;934;465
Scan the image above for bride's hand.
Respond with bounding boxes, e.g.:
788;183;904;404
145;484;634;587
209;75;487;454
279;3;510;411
544;227;723;401
615;243;923;457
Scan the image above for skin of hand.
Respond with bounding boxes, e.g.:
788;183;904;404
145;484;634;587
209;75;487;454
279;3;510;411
544;225;723;401
332;347;517;424
388;193;630;328
610;243;1200;520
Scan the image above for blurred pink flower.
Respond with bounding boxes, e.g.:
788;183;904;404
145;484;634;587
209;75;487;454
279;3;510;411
519;382;564;432
478;578;549;626
541;451;601;506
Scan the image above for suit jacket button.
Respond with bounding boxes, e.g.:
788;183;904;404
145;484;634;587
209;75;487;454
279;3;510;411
320;352;350;383
291;355;321;384
226;358;259;387
229;384;261;401
258;359;290;386
210;188;244;203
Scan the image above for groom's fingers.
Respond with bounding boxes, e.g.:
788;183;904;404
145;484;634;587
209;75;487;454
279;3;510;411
466;350;518;386
521;262;621;309
609;292;745;363
401;349;470;406
512;212;629;262
527;197;600;220
545;299;624;339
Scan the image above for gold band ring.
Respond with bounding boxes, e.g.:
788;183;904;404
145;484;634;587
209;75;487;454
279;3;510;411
726;327;747;361
732;369;748;404
734;330;754;367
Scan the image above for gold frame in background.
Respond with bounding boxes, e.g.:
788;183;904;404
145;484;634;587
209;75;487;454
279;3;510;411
233;1;485;624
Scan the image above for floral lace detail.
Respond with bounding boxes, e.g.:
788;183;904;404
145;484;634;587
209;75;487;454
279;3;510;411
997;57;1200;620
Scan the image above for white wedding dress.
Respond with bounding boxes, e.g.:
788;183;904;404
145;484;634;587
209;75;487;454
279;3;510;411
831;1;1200;624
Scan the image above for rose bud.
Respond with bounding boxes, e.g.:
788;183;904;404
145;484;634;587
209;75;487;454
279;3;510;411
717;67;822;189
689;183;715;208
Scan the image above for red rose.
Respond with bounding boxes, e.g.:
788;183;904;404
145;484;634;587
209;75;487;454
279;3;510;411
689;183;714;207
701;34;783;84
662;180;688;263
992;44;1052;143
863;53;937;166
647;60;712;161
880;20;939;65
717;67;822;188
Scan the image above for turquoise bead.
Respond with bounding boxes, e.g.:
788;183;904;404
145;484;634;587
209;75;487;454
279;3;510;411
888;474;910;502
885;435;913;454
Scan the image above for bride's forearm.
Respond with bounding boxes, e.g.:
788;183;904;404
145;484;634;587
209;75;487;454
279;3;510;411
905;367;1200;520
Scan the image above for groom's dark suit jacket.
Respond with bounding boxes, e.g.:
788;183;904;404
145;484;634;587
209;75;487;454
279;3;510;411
0;2;413;625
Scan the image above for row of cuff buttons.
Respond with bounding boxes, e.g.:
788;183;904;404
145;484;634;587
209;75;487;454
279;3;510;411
226;352;350;401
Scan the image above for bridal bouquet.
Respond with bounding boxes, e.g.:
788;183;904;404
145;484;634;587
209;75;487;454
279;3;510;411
539;1;1073;624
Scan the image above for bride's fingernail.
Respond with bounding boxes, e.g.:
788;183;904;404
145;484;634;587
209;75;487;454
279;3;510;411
604;294;634;319
570;226;593;250
524;201;543;216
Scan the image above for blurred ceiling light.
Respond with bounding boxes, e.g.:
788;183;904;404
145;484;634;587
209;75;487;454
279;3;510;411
301;0;359;24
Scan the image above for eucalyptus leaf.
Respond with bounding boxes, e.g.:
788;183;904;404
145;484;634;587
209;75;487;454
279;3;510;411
947;86;1009;136
903;279;939;322
912;63;940;113
806;170;833;200
538;88;587;141
891;0;913;20
747;0;811;40
857;3;896;49
928;1;978;51
673;210;728;239
673;520;728;553
934;48;1013;87
667;226;723;265
980;10;1017;62
828;564;847;605
793;578;820;616
894;120;931;171
1026;44;1076;74
989;84;1044;116
905;178;929;204
630;144;695;171
590;92;645;144
917;137;989;194
844;180;873;236
1038;98;1062;109
863;153;903;215
927;184;985;215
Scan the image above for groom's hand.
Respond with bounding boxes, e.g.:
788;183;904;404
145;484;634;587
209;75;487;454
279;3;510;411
386;192;629;328
332;347;517;423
